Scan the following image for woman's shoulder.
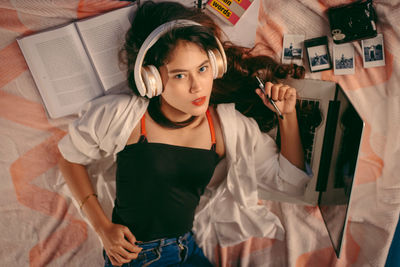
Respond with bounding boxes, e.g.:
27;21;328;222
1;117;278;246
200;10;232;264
80;93;145;113
63;94;148;162
77;93;148;123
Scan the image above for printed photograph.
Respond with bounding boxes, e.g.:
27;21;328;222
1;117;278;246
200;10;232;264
307;45;331;72
362;34;385;68
304;36;332;72
333;43;355;75
282;34;305;64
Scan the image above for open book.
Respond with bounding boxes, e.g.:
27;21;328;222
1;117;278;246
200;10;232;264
17;4;137;118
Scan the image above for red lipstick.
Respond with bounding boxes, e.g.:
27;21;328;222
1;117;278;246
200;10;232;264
192;96;206;106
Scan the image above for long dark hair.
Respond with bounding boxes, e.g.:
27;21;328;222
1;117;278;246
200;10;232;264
213;43;306;132
120;1;321;136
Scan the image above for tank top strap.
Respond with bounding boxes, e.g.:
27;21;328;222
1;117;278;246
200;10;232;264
206;109;217;151
138;113;148;143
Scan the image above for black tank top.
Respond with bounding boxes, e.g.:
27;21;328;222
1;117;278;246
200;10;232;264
113;110;219;241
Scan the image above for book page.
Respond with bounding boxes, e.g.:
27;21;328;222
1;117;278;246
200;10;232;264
17;24;103;118
76;5;137;91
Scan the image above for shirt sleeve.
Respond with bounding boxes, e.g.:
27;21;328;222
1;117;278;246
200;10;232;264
58;94;147;165
253;126;312;196
219;104;311;198
204;104;310;247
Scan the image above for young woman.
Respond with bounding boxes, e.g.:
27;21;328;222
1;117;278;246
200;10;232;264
58;1;311;266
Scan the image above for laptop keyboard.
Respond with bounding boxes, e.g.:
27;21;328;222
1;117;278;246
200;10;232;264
296;98;322;164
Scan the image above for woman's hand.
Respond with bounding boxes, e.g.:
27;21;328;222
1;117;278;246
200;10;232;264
256;81;305;170
255;82;297;116
98;222;142;266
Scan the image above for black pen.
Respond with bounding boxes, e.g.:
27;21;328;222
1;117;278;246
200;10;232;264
255;76;284;120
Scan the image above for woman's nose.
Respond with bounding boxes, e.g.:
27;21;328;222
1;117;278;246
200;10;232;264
189;75;201;93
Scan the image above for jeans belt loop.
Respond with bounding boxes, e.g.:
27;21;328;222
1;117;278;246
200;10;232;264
159;238;165;247
181;231;189;242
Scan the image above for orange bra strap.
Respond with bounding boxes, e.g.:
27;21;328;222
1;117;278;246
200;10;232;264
206;109;216;146
140;113;146;137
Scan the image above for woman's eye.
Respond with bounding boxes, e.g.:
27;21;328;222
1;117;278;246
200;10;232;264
175;74;185;79
199;66;208;73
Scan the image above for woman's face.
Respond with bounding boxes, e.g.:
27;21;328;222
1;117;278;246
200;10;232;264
158;40;214;121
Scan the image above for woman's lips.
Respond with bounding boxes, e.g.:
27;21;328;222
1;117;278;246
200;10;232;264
192;96;206;106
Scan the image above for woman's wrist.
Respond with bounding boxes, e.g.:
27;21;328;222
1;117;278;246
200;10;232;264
93;217;113;236
278;110;305;170
278;110;297;127
80;196;113;235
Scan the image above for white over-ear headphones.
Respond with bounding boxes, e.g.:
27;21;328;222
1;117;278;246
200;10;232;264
133;19;227;98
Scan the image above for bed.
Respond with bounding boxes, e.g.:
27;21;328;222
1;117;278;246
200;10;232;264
1;0;399;266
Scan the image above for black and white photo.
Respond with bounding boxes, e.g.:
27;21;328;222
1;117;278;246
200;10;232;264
362;34;385;68
305;36;332;72
333;43;355;75
282;34;304;65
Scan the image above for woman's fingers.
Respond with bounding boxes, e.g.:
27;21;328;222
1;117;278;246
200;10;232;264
271;83;281;101
101;223;143;265
265;82;296;101
120;240;142;259
117;227;142;260
256;82;297;114
267;83;290;101
109;253;125;266
122;227;142;254
285;87;297;100
116;227;142;257
108;245;139;266
123;241;142;255
278;86;286;100
264;82;273;98
116;244;140;261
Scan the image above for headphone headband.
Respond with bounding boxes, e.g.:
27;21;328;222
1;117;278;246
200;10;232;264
134;19;227;98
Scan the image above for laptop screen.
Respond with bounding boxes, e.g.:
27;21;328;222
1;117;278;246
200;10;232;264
317;86;364;258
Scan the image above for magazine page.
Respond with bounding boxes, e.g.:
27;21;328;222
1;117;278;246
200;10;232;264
17;23;104;118
76;5;137;92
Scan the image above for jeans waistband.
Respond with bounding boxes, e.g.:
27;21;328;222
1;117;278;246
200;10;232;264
136;231;192;248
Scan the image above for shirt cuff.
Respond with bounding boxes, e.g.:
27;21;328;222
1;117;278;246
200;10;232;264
278;153;312;188
58;134;93;165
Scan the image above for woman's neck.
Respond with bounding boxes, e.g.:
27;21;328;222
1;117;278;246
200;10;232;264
160;102;191;123
145;97;204;129
159;98;204;128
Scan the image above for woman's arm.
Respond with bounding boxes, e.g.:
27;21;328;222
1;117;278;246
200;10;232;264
255;82;305;170
277;111;305;170
58;157;142;266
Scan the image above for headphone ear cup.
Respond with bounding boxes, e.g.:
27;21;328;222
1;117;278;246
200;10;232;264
207;50;218;79
148;65;163;97
208;48;226;79
141;65;163;98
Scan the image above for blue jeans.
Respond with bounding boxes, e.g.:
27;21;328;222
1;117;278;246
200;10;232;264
103;231;213;267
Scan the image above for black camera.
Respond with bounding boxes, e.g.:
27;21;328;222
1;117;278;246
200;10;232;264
327;0;377;44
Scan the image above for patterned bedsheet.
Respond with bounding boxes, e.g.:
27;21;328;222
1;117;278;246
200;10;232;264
1;0;399;266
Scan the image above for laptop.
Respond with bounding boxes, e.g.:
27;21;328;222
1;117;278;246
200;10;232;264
258;78;365;258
